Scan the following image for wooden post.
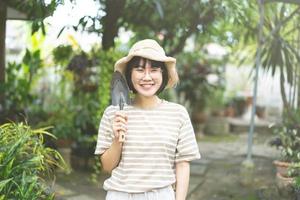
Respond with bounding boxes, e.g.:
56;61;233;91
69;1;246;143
0;0;6;107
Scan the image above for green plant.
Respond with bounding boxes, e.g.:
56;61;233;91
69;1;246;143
89;47;123;183
52;45;73;66
175;52;226;121
0;47;43;123
294;175;300;191
39;105;80;141
1;62;32;113
94;48;124;120
0;122;66;200
273;109;300;163
206;88;226;116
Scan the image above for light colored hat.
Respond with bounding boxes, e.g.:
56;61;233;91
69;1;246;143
114;39;179;88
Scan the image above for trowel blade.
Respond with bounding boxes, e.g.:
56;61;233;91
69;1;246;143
110;71;130;109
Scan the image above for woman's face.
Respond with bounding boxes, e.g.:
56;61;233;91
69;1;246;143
131;58;163;97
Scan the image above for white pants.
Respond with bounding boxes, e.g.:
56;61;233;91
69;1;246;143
105;186;175;200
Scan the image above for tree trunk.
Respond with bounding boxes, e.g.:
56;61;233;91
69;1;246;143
0;1;6;107
280;68;289;109
101;0;126;50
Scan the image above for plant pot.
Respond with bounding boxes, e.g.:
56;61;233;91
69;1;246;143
296;189;300;200
273;160;292;177
55;139;74;172
276;172;294;198
192;111;208;124
57;147;72;173
55;138;73;148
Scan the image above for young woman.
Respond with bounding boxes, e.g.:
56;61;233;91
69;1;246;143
95;39;200;200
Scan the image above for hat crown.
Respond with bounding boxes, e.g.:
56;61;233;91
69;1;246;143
129;39;165;56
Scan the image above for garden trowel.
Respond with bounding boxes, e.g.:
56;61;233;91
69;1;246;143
110;71;130;142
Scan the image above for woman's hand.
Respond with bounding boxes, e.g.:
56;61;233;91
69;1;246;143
100;111;128;173
112;111;128;142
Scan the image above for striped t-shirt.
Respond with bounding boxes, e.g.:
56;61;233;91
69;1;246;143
94;100;200;193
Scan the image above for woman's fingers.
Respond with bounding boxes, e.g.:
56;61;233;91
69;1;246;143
113;111;128;139
114;123;127;131
114;116;127;124
115;111;128;122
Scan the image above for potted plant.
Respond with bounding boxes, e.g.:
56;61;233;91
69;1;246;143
0;122;66;199
175;52;226;134
272;109;300;197
50;110;80;171
204;88;229;135
294;175;300;200
273;109;300;173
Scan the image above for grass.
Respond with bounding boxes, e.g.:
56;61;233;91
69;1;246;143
199;133;239;143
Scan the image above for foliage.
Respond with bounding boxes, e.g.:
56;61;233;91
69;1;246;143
0;122;66;200
90;47;123;183
6;0;63;34
273;109;300;163
122;0;217;55
52;45;73;66
259;3;300;109
294;174;300;191
1;62;32;113
66;0;247;54
94;48;124;120
175;52;226;115
206;88;226;115
39;104;80;140
236;2;300;109
0;47;43;123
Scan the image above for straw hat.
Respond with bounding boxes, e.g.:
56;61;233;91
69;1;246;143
114;39;179;88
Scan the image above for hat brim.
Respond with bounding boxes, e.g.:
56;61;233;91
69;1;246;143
114;49;178;88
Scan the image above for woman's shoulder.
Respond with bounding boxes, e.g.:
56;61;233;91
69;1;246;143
103;105;119;116
162;100;188;113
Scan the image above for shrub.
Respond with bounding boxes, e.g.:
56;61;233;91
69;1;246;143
0;122;66;200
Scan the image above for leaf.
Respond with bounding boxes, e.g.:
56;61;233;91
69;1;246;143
0;178;13;192
41;22;46;35
23;49;31;66
57;26;66;38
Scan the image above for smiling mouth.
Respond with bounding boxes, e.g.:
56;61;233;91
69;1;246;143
140;84;154;88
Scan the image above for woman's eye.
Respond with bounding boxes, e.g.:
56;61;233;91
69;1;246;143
151;68;160;73
136;68;144;72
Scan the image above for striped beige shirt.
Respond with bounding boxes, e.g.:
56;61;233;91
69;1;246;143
94;100;200;193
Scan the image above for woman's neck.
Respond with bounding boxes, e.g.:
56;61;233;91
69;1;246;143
133;95;162;109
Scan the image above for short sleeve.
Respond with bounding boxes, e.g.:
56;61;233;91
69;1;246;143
175;108;201;162
94;108;114;155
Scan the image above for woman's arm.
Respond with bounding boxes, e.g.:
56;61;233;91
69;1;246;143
100;138;123;173
100;111;128;173
175;161;190;200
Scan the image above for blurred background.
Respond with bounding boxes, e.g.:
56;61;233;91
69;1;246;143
0;0;299;200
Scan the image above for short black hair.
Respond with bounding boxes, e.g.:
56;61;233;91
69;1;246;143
125;56;168;95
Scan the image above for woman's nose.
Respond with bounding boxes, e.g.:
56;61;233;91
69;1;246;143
142;70;152;80
142;61;153;80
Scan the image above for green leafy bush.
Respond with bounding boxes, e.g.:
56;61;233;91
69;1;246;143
294;175;300;192
274;109;300;163
0;48;43;123
0;122;66;200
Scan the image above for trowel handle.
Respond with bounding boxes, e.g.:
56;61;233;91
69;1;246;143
119;130;126;142
118;108;126;142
